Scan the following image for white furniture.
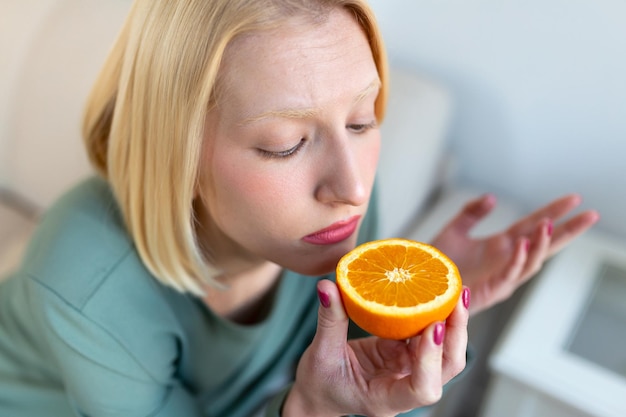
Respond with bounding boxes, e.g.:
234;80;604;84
480;231;626;417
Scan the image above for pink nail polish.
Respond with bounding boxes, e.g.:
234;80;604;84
547;220;553;236
317;289;331;308
433;323;445;346
462;288;471;310
525;239;531;252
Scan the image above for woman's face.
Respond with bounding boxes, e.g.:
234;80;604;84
199;8;381;276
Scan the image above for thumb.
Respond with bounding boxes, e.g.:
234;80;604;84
447;193;497;236
313;279;350;353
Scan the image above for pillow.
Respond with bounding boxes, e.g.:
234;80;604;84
376;68;453;238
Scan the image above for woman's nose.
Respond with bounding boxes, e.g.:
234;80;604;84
314;136;369;207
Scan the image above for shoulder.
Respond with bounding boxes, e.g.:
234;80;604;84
20;176;143;308
17;177;190;381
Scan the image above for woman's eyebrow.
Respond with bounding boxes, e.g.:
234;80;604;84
240;77;381;125
240;107;320;125
353;78;381;105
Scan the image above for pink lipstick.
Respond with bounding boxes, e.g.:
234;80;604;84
303;215;361;245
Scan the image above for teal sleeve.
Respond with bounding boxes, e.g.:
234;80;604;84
264;385;291;417
32;282;202;417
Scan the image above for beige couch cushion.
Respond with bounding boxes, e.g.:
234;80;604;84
0;0;130;210
0;199;36;277
377;68;452;237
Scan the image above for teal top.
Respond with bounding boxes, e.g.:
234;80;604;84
0;176;430;416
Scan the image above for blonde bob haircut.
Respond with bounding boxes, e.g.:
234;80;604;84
82;0;389;296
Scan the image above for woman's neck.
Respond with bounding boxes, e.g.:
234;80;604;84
202;261;283;325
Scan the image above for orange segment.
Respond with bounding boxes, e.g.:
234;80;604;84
336;238;462;340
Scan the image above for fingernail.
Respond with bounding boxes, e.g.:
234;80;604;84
433;323;445;346
317;289;331;308
462;288;471;310
525;239;531;252
546;220;553;236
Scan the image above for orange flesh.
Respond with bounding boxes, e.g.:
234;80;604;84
345;245;450;307
336;239;462;340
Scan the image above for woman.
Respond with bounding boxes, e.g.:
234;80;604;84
0;0;598;416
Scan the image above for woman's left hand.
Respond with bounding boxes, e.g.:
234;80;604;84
431;193;599;315
285;280;469;417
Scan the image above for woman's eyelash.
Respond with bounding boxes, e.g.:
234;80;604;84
348;121;377;133
258;122;375;159
258;138;306;159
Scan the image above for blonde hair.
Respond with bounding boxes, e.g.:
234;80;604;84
82;0;389;295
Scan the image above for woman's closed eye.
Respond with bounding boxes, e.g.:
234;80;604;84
258;138;306;159
256;121;375;159
348;121;377;134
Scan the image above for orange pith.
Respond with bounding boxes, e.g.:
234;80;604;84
336;238;462;340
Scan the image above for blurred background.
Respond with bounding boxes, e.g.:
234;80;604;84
368;2;626;416
370;0;626;241
1;1;625;416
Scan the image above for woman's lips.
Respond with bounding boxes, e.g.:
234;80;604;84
303;215;361;245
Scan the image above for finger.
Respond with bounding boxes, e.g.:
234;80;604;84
538;194;584;220
508;194;583;237
446;194;497;236
313;279;350;356
479;236;528;310
521;218;553;280
388;322;445;409
441;288;470;384
548;210;600;256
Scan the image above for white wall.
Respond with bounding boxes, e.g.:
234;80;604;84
369;0;626;239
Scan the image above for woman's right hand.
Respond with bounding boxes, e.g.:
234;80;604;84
282;279;470;417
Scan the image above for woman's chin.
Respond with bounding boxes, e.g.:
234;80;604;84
289;257;343;277
276;239;359;277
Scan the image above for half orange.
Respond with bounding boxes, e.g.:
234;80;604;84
336;238;462;340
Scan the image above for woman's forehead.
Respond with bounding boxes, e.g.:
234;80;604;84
215;8;377;115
